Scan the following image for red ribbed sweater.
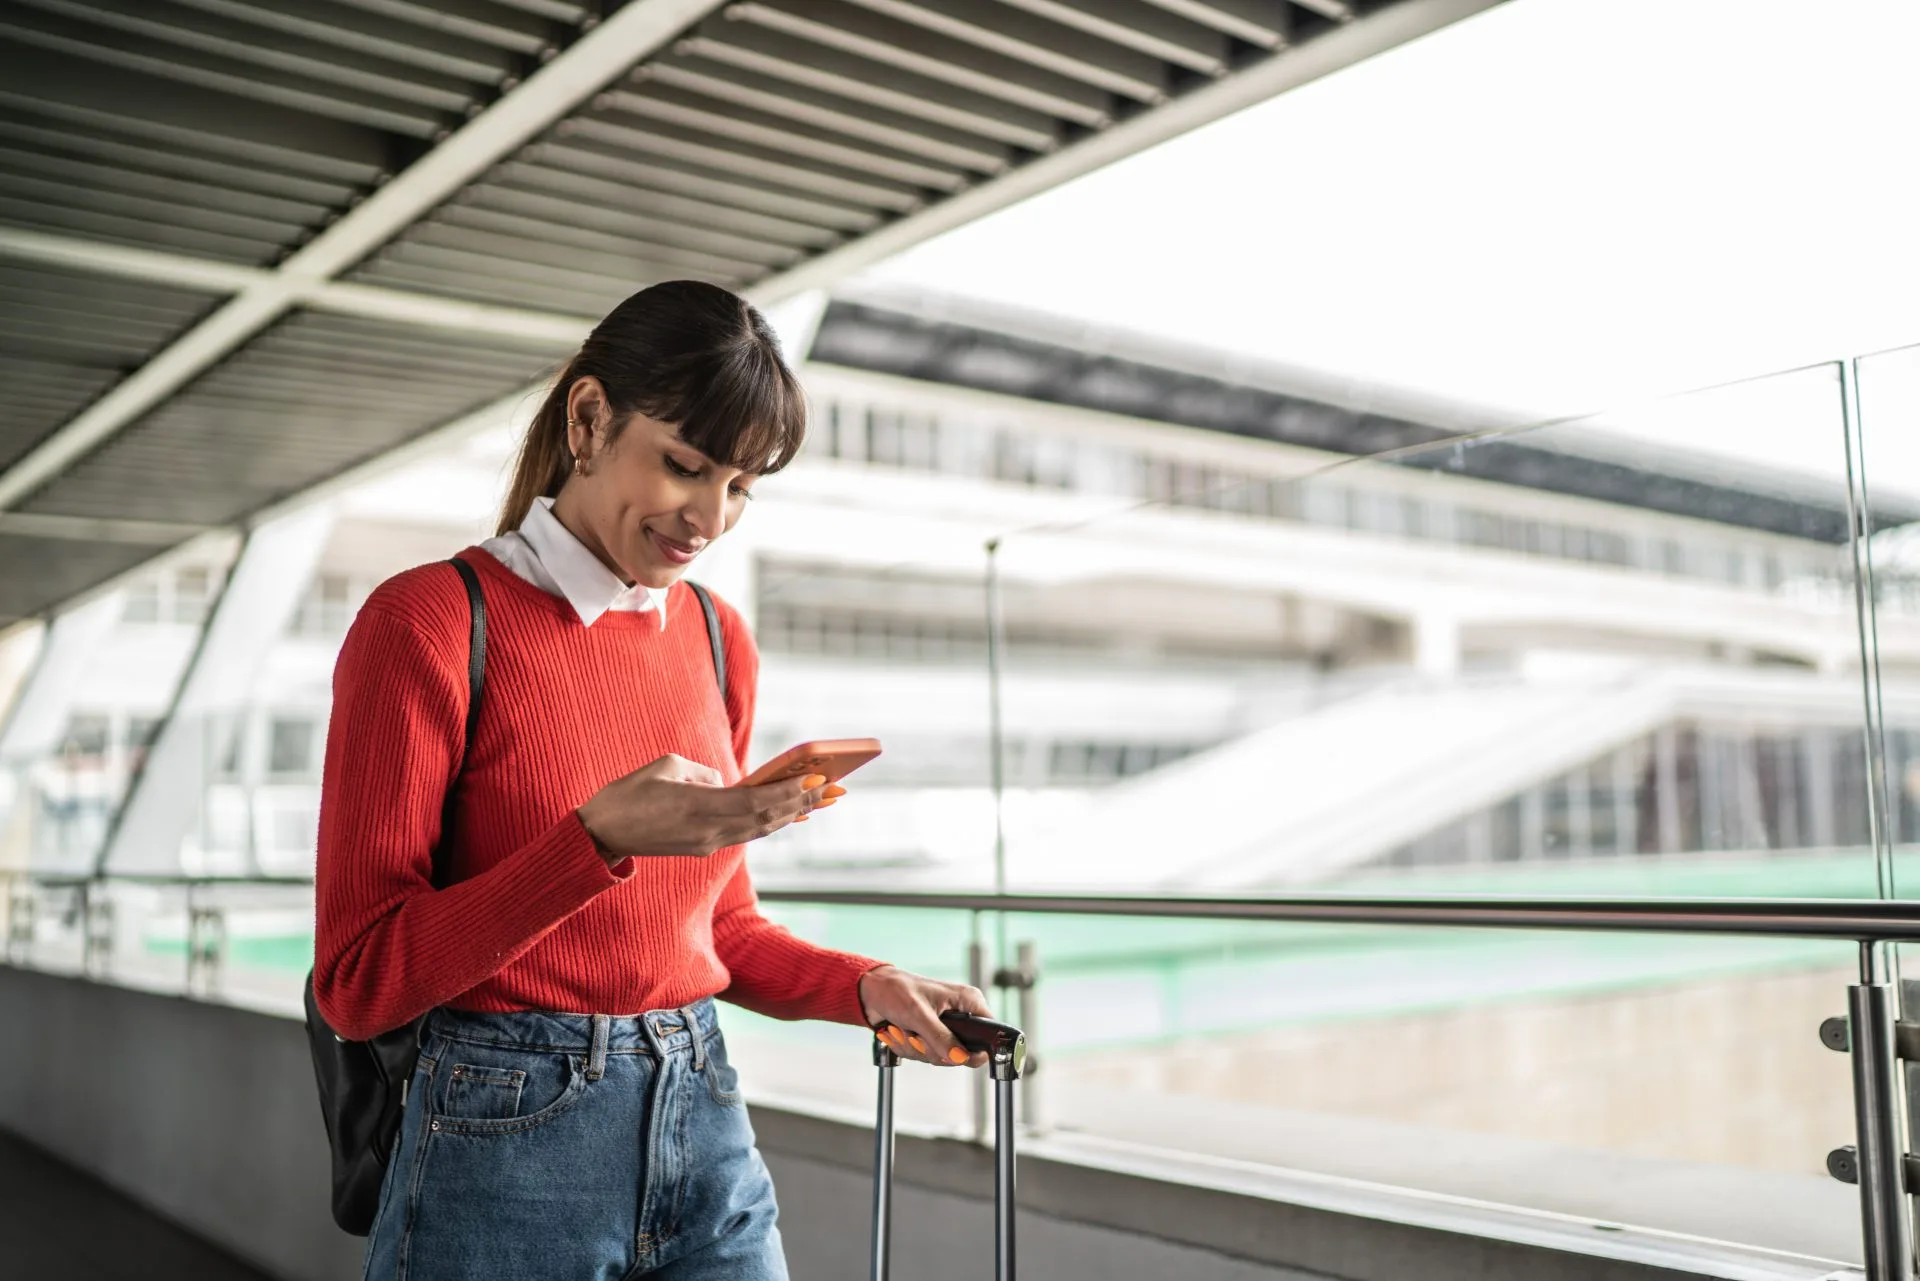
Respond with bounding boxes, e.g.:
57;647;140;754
312;548;882;1042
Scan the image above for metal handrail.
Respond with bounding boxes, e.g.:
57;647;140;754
7;870;1920;1277
12;871;1920;939
758;888;1920;942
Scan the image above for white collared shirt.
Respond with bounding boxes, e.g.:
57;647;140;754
479;497;669;629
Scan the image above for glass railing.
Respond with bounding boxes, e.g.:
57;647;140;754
5;346;1918;1277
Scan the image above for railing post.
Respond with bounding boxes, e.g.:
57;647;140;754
3;871;30;961
969;935;989;1144
1851;943;1914;1281
186;894;227;997
80;880;115;976
993;940;1042;1135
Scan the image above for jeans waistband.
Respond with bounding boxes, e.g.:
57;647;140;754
426;997;720;1062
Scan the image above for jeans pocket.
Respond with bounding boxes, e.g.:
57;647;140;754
430;1048;587;1137
444;1064;524;1122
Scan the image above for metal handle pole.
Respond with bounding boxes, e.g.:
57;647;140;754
995;1075;1017;1281
871;1042;898;1281
1851;945;1913;1281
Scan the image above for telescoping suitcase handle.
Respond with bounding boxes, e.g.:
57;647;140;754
871;1012;1028;1281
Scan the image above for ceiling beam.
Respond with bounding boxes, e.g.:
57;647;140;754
0;511;216;545
0;0;725;514
0;227;596;344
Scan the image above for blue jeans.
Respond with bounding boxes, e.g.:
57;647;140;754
362;1000;786;1281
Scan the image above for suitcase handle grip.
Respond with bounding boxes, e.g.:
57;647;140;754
940;1011;1027;1079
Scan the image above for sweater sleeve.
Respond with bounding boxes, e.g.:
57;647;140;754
312;579;628;1041
705;590;886;1025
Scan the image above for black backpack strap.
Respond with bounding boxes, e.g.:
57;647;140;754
447;557;486;742
689;582;727;705
437;558;485;887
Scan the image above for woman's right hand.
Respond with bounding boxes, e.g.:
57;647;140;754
575;754;834;865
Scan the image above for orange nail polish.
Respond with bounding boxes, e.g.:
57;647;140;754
823;785;848;799
815;797;838;808
947;1047;968;1065
887;1025;905;1041
908;1035;927;1053
801;774;827;789
794;814;809;823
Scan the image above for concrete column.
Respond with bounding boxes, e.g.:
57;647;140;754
1413;612;1461;678
1655;726;1683;854
1566;767;1593;858
1611;747;1636;855
1805;731;1838;849
1520;787;1546;861
100;505;334;876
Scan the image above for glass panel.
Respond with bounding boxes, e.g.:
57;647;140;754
995;909;1857;1257
966;360;1874;1255
991;361;1882;894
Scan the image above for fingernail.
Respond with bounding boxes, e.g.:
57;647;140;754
815;797;838;808
948;1047;968;1065
823;785;847;799
908;1035;927;1054
887;1025;906;1042
801;774;827;789
794;814;809;823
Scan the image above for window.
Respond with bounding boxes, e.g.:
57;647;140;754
296;573;356;636
61;714;110;758
267;717;317;776
123;579;161;624
172;566;213;624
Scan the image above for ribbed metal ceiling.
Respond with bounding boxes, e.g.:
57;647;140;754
0;0;575;266
17;309;573;524
348;0;1315;312
0;0;1493;628
0;261;223;474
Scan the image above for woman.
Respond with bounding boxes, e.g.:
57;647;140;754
313;280;989;1281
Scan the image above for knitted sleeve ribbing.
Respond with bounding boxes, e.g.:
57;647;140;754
312;586;626;1041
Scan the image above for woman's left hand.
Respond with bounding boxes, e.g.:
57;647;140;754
857;966;992;1068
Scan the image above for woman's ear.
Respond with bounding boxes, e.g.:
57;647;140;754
565;377;608;463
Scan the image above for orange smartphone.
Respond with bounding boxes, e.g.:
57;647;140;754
739;738;883;789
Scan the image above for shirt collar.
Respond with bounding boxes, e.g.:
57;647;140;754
520;497;669;628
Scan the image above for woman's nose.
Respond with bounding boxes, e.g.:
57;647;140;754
684;486;727;539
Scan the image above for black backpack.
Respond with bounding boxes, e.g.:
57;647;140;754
303;558;728;1235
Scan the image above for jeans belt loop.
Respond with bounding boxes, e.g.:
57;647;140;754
682;1005;706;1071
586;1013;609;1081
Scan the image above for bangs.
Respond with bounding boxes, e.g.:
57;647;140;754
634;334;808;476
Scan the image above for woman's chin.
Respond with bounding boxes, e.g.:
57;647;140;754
627;553;688;590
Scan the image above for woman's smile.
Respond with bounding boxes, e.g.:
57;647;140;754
646;527;701;566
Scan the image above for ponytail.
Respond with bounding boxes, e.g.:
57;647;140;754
496;361;576;536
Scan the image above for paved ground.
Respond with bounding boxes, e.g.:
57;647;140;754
0;1130;272;1281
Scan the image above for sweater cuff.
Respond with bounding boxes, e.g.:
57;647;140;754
486;812;628;925
834;955;894;1027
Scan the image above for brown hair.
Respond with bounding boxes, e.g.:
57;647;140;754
497;280;807;535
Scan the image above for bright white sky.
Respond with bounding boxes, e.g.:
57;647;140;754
859;0;1920;501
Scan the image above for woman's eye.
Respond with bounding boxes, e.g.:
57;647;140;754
730;484;755;501
664;455;700;479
